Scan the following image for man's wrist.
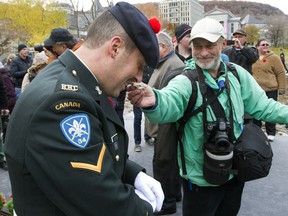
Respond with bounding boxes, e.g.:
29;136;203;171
142;104;157;110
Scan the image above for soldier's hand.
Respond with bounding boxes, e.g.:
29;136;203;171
135;189;156;211
1;109;9;117
134;171;164;211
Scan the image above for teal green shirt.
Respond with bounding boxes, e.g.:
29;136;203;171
143;61;288;186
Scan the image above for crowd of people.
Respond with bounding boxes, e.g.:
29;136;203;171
0;3;288;216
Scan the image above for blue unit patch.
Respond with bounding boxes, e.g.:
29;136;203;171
60;113;90;148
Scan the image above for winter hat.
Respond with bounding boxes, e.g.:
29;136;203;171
28;51;48;74
175;24;192;42
44;28;74;46
190;18;225;43
34;44;44;52
18;44;27;52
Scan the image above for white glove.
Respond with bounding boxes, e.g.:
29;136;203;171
134;171;164;211
135;189;156;211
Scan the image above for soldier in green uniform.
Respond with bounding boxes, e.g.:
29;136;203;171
4;2;164;216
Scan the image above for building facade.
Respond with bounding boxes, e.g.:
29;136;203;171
204;6;242;39
159;0;204;27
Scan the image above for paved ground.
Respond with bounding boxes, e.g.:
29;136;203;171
1;111;288;215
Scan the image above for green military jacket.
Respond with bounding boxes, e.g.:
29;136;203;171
5;50;152;215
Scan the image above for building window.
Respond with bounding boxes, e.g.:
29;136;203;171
231;23;234;34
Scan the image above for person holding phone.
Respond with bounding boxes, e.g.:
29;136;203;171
223;29;258;75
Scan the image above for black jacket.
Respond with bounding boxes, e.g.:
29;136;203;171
0;68;16;112
5;50;152;216
10;55;32;87
223;46;258;74
0;73;8;110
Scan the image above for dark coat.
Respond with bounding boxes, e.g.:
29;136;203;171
10;55;32;87
0;67;16;112
0;72;8;110
223;46;259;74
5;50;152;216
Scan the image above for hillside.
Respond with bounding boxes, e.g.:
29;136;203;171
199;1;286;20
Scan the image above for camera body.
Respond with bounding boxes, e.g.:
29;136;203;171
203;118;234;184
205;118;233;153
226;39;235;46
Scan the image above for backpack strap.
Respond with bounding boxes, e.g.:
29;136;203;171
226;62;240;83
177;62;240;176
177;69;199;125
176;69;198;176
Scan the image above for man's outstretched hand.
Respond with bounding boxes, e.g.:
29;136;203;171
126;82;156;108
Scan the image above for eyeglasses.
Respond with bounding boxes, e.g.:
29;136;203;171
260;43;269;47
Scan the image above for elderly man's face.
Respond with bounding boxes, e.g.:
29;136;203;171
233;34;246;47
191;38;223;71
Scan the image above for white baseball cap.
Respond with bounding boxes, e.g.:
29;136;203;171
190;18;225;43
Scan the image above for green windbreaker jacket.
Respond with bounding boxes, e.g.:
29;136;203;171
143;60;288;186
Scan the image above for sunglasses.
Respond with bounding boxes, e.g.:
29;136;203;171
260;43;269;47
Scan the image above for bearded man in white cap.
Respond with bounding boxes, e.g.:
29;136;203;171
127;17;288;215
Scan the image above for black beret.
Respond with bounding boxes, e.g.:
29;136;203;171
44;28;74;46
109;2;159;69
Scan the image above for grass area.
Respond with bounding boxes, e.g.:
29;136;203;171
270;47;287;57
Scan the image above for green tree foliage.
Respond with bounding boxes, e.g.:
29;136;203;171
242;24;259;45
0;0;68;49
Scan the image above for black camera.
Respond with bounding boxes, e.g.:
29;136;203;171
205;119;233;154
203;118;234;184
227;39;235;46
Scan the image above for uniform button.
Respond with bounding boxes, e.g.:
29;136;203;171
115;155;120;161
95;86;102;95
72;70;77;76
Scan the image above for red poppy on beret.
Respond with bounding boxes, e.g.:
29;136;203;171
149;17;161;34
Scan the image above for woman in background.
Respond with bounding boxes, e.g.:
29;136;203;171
21;51;48;92
252;39;286;141
4;53;16;72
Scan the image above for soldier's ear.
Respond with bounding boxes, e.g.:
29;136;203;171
110;36;122;59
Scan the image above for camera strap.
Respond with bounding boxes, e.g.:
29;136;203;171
196;64;234;140
178;64;236;176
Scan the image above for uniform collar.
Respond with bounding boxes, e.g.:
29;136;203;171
58;50;102;96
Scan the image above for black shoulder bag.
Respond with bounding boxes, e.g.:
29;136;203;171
233;123;273;182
